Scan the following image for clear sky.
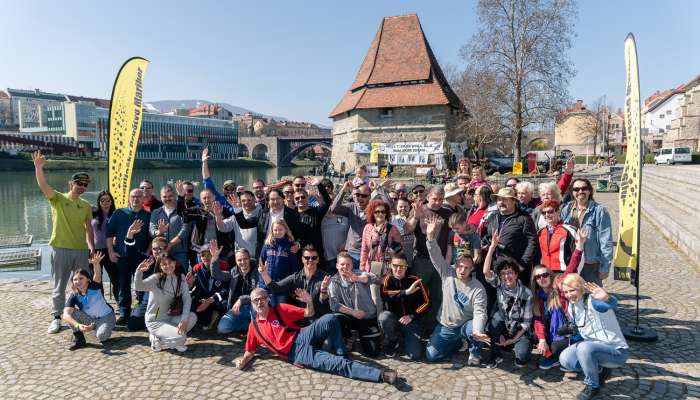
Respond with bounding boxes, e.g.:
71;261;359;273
2;1;699;125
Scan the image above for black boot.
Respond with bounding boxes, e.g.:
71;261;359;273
575;385;600;400
599;367;612;387
69;331;86;351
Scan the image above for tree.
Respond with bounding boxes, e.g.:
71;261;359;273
463;0;578;160
451;65;508;161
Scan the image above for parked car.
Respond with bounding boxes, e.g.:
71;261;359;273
654;147;692;165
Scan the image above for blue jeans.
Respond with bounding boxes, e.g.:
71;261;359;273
426;320;483;362
559;341;629;389
289;314;382;382
217;304;252;334
378;311;422;360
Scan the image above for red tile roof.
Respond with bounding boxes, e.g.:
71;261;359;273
0;90;9;100
330;14;463;118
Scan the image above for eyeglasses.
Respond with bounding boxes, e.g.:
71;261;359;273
251;297;268;303
353;193;369;198
391;264;407;269
99;198;112;203
535;272;551;280
294;196;307;201
373;209;387;214
223;186;236;192
293;183;305;188
74;181;88;187
572;187;589;192
499;269;516;277
303;255;319;261
542;209;557;215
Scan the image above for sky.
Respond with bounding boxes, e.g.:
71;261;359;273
2;1;699;125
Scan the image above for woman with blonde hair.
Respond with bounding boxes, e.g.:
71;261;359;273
258;219;299;305
558;274;629;400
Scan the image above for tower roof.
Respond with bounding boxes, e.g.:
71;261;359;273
329;14;463;118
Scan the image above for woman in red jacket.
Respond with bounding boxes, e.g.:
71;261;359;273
537;200;583;273
531;225;588;370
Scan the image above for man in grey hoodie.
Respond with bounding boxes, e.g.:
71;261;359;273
424;214;490;365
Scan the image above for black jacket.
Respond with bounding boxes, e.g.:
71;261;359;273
266;268;331;316
380;274;431;319
234;206;304;259
189;261;229;312
297;184;332;256
481;208;538;268
210;259;258;309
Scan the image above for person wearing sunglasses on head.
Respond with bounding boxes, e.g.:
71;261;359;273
560;179;613;286
259;245;331;318
424;214;489;365
32;150;96;335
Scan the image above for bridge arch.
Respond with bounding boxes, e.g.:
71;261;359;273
252;144;269;160
279;141;332;165
238;144;249;158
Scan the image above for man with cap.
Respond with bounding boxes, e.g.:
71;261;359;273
186;243;231;330
481;187;538;284
410;184;427;204
443;182;464;214
32;151;95;334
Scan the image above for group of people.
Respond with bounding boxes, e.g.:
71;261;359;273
35;149;626;399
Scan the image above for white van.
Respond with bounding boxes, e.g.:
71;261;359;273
654;147;692;165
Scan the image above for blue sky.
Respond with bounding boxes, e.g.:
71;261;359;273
2;1;699;125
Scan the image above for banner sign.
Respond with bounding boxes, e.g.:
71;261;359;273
352;143;371;154
108;57;149;208
380;142;442;155
614;34;642;285
388;153;428;165
366;165;379;177
512;161;523;175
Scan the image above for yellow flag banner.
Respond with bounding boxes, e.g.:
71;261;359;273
108;57;149;208
369;143;380;164
614;34;641;285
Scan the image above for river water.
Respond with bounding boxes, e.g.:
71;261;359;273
0;165;306;243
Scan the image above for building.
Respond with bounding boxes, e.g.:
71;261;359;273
188;104;233;120
607;111;626;152
0;91;11;129
664;74;700;151
6;88;67;130
641;88;684;149
95;107;238;160
554;100;604;156
328;14;465;173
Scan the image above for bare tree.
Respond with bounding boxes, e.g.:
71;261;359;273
451;65;508;160
463;0;578;160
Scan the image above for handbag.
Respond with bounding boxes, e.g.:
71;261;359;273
167;274;184;316
369;223;394;276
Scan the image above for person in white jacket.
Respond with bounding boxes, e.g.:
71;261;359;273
135;255;197;352
559;274;629;400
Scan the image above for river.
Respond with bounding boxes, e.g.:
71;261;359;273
0;165;308;243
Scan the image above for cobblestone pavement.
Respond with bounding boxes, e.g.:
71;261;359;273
1;193;699;400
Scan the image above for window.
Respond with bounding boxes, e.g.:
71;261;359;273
659;114;664;119
379;108;393;118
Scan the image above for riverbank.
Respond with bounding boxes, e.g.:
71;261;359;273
0;155;275;171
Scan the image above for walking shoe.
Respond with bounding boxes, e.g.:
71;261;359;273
598;367;612;387
69;331;87;351
538;357;560;370
575;385;600;400
115;316;129;326
485;356;503;369
467;353;481;366
513;358;527;368
47;318;62;334
383;342;399;358
381;369;398;384
175;345;187;352
149;334;162;352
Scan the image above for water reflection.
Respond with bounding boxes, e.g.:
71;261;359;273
0;166;304;242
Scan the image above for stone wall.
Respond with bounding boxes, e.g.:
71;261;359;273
664;82;700;151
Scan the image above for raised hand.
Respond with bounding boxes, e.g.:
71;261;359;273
584;281;609;301
209;239;222;260
175;180;185;197
342;180;353;193
576;226;590;250
405;278;423;295
368;180;376;190
202;147;210;162
320;275;331;291
294;288;312;304
307;176;321;186
89;251;104;266
489;229;500;250
425;213;443;240
127;219;144;239
212;201;224;217
32;150;46;169
157;219;169;235
226;193;241;209
137;257;154;272
258;260;268;274
565;157;575;174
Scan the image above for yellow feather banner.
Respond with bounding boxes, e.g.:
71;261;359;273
107;57;149;208
614;34;641;285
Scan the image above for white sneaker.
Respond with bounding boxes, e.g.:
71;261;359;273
467;353;481;366
150;334;162;352
175;345;187;352
47;319;61;334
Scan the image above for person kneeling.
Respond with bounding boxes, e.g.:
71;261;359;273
187;244;230;330
559;274;629;400
234;288;397;384
379;255;430;359
135;255;197;352
483;231;534;369
62;252;116;350
424;214;490;365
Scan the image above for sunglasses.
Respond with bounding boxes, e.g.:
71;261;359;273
294;196;307;201
74;181;88;187
185;189;194;193
373;209;387;214
391;264;407;269
293;183;305;187
303;255;319;261
412;190;424;194
353;193;369;198
542;209;557;215
535;272;551;280
572;187;589;192
251;297;268;303
223;186;236;191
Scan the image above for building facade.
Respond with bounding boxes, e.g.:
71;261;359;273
554;100;604;156
664;76;700;151
328;14;464;173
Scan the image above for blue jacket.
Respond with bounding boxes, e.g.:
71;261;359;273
259;237;299;289
203;177;234;215
560;200;614;273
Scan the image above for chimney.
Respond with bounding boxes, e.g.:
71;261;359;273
575;100;583;109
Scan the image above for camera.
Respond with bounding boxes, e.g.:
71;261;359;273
557;322;578;337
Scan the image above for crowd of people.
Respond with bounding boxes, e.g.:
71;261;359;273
34;149;625;399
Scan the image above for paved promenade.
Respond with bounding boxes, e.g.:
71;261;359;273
1;192;699;400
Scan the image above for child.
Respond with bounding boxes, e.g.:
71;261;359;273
352;165;370;188
258;220;299;305
62;252;116;350
446;212;481;265
468;166;488;190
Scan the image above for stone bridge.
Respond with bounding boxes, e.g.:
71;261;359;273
238;135;332;166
